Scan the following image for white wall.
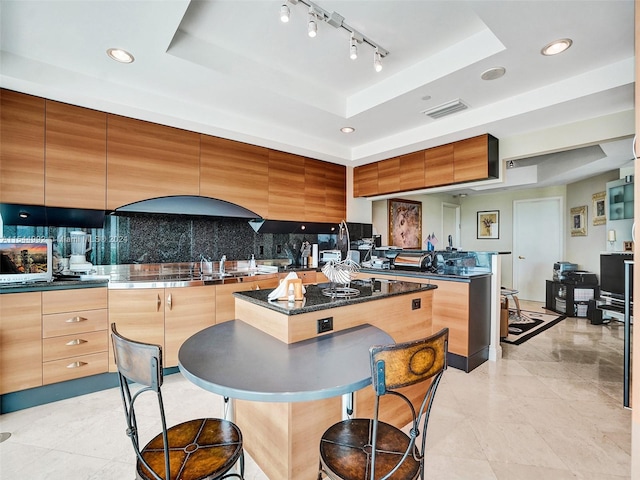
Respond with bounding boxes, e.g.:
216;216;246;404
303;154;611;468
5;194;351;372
565;171;620;273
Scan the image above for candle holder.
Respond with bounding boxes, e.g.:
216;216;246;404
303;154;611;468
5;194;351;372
607;229;616;250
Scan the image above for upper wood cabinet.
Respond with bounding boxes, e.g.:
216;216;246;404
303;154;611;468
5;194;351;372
106;115;200;210
353;134;498;197
0;90;45;204
377;157;400;195
399;152;425;191
304;158;327;223
453;134;497;183
268;151;305;220
353;163;379;197
200;135;269;218
45;101;107;209
324;161;346;223
424;143;454;187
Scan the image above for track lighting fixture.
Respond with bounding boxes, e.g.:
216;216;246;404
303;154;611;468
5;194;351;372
349;34;358;60
280;3;290;23
373;48;382;72
279;0;388;72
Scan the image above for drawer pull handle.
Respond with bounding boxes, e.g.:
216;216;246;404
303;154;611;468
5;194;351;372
66;361;87;369
66;339;88;346
65;316;87;323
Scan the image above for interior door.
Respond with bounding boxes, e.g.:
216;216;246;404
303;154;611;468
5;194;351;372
442;203;460;248
513;197;563;301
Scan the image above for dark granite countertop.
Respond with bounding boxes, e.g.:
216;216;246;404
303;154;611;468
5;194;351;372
0;277;109;294
233;279;437;315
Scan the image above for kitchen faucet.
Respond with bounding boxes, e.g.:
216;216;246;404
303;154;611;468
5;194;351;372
219;254;226;274
199;254;212;276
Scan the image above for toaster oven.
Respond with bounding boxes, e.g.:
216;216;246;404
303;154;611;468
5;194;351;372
320;250;341;263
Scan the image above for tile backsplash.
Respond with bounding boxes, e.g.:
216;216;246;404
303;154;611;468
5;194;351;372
2;214;372;267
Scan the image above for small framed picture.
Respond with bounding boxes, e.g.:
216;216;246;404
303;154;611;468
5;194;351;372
571;205;587;236
592;192;606;226
477;210;499;239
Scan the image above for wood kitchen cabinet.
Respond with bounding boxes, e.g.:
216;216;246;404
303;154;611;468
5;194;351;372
353;134;498;197
453;134;497;183
424;143;454;187
353;163;379;197
268;150;305;220
0;90;45;205
0;292;43;395
377;157;401;195
305;158;327;222
200;135;269;218
164;285;216;366
45;101;107;209
108;286;216;370
324;161;346;222
41;288;108;385
106;115;200;210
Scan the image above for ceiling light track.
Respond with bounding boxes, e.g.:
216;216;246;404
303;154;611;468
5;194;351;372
280;0;389;70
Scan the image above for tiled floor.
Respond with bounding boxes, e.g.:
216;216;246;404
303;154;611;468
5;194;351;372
0;302;632;479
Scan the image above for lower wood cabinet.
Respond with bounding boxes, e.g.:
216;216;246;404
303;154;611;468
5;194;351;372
41;288;108;385
108;286;216;371
0;292;43;395
215;277;280;324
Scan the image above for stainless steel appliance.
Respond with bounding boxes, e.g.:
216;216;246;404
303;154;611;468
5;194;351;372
320;250;341;264
393;251;435;271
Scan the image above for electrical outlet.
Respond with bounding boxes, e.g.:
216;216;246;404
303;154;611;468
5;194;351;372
412;298;421;310
277;245;282;254
317;317;333;334
259;245;264;255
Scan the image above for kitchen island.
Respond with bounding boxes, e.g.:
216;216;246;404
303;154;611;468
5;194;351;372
227;279;436;480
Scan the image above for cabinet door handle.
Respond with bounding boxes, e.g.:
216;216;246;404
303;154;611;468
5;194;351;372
66;361;87;369
167;293;172;310
518;256;525;259
157;294;161;312
66;338;88;346
65;316;87;323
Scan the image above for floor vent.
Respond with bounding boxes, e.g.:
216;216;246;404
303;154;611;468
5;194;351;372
421;99;469;119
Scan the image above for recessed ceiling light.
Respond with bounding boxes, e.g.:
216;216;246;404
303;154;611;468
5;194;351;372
106;48;135;63
481;66;506;80
340;127;355;134
541;38;572;56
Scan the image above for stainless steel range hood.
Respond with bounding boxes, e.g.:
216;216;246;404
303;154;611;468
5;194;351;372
113;196;261;219
248;219;340;234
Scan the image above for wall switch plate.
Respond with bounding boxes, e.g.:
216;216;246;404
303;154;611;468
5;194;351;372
317;317;333;333
412;298;421;310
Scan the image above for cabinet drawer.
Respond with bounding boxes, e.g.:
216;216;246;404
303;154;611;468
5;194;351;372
43;351;108;384
42;309;108;338
42;287;107;314
43;330;108;362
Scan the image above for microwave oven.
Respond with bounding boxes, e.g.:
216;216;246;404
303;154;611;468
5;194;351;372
0;237;53;284
320;250;341;263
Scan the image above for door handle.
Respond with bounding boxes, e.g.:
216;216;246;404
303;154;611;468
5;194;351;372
518;256;525;259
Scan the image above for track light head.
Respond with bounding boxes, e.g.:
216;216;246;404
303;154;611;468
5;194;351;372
280;3;290;23
308;11;317;37
349;35;358;60
373;48;382;72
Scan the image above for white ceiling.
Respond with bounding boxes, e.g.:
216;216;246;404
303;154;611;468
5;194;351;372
0;0;635;196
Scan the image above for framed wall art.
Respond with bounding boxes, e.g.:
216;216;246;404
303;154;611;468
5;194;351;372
477;210;499;239
592;191;606;225
570;205;587;236
388;198;422;248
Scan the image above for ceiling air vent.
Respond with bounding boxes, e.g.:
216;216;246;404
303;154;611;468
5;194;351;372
421;99;469;119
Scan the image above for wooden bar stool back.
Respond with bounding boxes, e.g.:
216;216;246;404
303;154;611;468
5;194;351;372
111;323;244;480
319;328;449;480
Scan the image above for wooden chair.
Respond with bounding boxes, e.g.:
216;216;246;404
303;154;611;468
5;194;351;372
318;328;449;480
111;323;244;480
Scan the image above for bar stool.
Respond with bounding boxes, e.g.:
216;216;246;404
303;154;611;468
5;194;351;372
500;288;522;320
